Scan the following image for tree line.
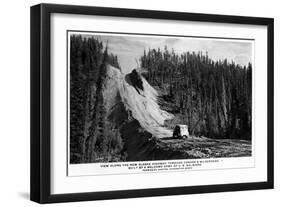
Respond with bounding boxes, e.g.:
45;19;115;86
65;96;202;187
70;35;124;163
140;47;252;140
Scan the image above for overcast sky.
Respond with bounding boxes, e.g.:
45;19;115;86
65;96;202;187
79;33;253;74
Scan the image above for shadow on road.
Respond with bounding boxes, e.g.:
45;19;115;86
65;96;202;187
160;137;183;141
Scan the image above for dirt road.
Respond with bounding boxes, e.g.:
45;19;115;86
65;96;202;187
152;136;252;158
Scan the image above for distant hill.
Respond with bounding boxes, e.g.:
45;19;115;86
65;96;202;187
140;47;252;140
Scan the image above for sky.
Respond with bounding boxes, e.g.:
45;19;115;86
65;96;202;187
79;33;253;74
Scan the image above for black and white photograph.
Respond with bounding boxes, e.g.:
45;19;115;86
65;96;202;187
69;32;253;164
29;3;273;203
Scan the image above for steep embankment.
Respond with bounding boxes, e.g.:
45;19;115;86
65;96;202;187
101;65;181;161
103;65;174;138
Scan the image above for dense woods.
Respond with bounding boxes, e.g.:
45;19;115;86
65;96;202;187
70;35;124;163
140;47;252;140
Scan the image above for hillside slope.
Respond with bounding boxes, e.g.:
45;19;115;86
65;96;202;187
100;65;251;161
104;66;174;138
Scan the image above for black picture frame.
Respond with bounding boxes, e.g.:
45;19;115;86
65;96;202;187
30;3;274;204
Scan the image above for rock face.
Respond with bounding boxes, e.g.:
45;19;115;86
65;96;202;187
100;65;251;161
104;66;174;139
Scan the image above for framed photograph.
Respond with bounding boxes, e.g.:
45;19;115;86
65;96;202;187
30;3;274;203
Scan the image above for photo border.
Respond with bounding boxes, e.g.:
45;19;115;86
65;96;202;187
67;30;256;177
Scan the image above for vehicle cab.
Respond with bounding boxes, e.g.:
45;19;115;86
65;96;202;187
173;125;189;139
